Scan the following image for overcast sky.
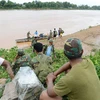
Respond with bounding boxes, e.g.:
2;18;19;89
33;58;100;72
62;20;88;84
3;0;100;6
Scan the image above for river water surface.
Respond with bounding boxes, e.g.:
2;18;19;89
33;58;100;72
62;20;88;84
0;10;100;48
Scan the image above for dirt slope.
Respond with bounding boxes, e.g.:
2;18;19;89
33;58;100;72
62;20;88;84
17;25;100;55
51;25;100;55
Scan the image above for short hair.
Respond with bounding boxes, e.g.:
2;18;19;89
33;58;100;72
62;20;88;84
64;38;83;60
34;42;43;52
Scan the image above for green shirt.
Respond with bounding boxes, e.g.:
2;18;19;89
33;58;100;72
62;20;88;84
32;53;53;85
54;58;100;100
12;55;32;74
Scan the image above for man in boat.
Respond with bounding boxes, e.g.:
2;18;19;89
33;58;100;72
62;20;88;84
32;42;53;87
0;57;14;79
27;31;31;41
12;49;32;75
34;30;39;38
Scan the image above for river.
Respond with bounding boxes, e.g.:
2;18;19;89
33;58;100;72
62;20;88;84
0;10;100;49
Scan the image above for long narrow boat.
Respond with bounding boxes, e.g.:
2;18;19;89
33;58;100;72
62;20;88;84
16;36;48;43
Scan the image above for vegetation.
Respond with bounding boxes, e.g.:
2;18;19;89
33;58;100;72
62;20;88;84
0;47;100;79
0;0;100;10
0;47;100;98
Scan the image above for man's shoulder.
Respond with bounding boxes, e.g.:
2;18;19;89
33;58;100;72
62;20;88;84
32;56;39;63
21;55;30;59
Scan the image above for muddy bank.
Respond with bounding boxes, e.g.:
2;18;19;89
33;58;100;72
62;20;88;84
52;25;100;55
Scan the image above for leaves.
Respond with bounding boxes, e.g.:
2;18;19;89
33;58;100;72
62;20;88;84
0;47;100;80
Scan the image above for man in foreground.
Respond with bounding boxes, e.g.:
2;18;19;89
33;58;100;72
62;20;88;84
40;38;100;100
0;57;14;79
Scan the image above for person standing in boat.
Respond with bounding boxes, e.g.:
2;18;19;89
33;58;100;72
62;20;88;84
34;30;39;38
27;31;31;41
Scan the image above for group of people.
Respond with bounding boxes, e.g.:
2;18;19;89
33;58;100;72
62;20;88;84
48;28;64;40
0;37;100;100
27;28;64;42
27;30;39;40
12;41;54;86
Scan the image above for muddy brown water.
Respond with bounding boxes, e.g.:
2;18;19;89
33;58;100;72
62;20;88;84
0;10;100;49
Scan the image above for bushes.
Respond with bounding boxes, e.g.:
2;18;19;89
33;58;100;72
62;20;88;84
89;50;100;79
0;47;100;79
0;47;100;99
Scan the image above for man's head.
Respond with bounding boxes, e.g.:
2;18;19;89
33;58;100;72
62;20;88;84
54;28;56;30
17;49;25;56
34;42;43;53
49;39;53;45
64;38;83;60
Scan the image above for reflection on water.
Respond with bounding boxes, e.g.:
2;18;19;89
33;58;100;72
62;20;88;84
0;10;100;49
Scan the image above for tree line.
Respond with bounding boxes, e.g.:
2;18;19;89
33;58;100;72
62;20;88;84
0;0;100;10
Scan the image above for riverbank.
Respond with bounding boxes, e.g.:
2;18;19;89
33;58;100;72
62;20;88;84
17;25;100;55
44;25;100;55
1;10;100;49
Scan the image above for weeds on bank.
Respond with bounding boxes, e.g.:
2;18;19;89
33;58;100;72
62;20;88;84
0;47;100;79
0;47;100;98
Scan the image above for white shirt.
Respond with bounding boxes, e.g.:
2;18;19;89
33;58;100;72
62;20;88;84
0;57;4;66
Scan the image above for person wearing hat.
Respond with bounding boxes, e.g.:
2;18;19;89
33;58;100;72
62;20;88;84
40;38;100;100
27;31;31;41
43;39;55;57
12;49;32;75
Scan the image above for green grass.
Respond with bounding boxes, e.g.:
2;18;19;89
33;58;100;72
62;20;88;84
0;47;100;98
0;47;100;79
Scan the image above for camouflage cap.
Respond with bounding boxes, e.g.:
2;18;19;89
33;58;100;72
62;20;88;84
64;38;82;57
18;49;25;56
49;39;53;43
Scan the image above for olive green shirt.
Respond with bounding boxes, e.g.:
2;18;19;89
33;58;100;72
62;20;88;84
32;53;53;85
54;58;100;100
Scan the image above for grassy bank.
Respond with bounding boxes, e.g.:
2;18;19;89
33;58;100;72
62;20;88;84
0;47;100;79
0;47;100;98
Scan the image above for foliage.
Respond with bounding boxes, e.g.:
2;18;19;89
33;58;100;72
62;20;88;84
0;47;100;98
0;47;100;79
0;0;100;10
89;50;100;79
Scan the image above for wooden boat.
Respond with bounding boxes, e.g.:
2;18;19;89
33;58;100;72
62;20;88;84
16;38;32;43
16;35;48;43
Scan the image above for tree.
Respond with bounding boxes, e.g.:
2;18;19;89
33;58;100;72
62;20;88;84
0;0;6;8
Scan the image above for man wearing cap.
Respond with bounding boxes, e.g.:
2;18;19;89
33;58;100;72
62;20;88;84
40;38;100;100
12;49;32;75
43;39;55;57
0;57;14;79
